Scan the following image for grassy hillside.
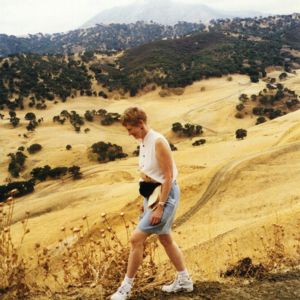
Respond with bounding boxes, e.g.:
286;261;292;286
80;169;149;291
0;31;291;111
0;72;300;298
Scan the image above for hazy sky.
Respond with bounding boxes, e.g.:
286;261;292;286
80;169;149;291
1;0;299;36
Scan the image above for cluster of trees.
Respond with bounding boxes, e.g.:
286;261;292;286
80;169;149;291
8;111;20;128
7;151;27;177
106;30;285;93
53;110;85;132
1;164;82;202
172;122;203;137
5;111;43;130
209;14;300;50
31;165;82;181
1;15;299;105
25;112;43;131
0;54;92;110
52;109;121;132
85;109;121;126
236;81;300;124
0;180;35;202
91;141;128;163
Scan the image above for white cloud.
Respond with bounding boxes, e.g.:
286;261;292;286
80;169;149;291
186;0;300;14
0;0;131;35
0;0;299;36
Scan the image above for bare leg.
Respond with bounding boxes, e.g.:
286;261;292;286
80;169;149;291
126;230;150;278
158;233;185;271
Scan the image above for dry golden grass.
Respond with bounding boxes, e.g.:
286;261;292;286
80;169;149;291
1;72;300;298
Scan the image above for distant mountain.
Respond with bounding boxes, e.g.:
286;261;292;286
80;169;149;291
0;22;205;56
82;0;261;28
2;14;300;112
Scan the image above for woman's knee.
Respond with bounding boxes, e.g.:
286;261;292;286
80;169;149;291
158;234;173;248
130;231;147;248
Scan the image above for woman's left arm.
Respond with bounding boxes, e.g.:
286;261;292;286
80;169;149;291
150;138;173;225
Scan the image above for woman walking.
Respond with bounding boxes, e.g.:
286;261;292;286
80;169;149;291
111;107;193;300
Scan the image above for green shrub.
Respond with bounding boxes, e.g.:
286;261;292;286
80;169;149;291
27;144;42;154
91;141;128;163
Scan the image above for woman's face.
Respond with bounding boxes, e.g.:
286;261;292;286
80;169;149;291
124;123;144;140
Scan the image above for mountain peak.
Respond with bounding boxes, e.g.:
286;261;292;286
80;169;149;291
82;1;261;28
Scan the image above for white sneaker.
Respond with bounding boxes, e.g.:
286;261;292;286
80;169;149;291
110;281;132;300
162;275;193;293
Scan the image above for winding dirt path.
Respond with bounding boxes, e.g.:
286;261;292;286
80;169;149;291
175;141;300;228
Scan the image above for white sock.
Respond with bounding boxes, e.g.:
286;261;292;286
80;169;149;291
178;269;189;277
124;275;134;285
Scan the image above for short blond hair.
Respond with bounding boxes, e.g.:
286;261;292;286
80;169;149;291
121;107;147;126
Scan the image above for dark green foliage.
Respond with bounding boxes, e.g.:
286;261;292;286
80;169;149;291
68;165;82;180
7;151;27;178
250;75;259;83
112;28;285;92
101;112;121;126
53;110;85;131
236;103;245;111
269;109;283;120
30;165;82;182
25;112;36;121
80;51;95;63
239;94;249;102
256;116;267;125
98;109;107;116
252;107;265;116
26;120;39;131
0;180;35;202
192;139;206;146
30;165;51;181
66;145;72;150
91;141;128;163
240;82;300;123
279;72;288;80
183;124;203;137
48;167;68;179
84;110;94;122
0;54;92;109
98;91;108;99
27;143;42;154
9;117;20;128
286;99;300;109
9;113;20;127
172;122;183;133
18;146;25;151
235;129;247;140
172;122;203;137
9;111;16;118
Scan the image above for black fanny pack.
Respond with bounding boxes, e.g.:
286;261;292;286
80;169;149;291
139;181;161;199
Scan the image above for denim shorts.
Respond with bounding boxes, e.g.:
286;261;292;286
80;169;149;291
137;181;180;235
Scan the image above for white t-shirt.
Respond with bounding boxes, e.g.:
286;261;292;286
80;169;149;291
139;129;178;183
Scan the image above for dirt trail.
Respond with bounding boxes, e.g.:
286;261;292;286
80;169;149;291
181;82;252;134
132;270;300;300
21;270;300;299
175;141;300;228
